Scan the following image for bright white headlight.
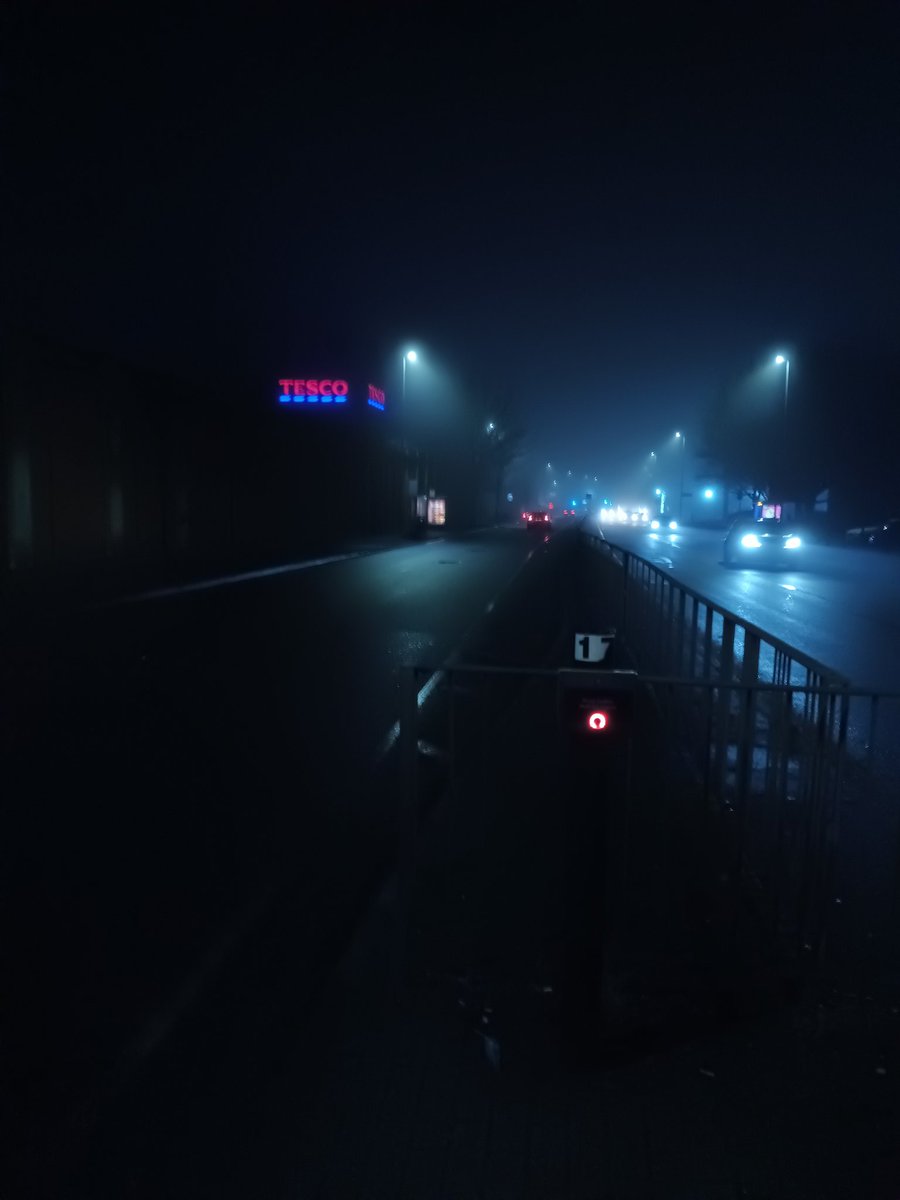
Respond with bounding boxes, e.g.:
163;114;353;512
741;532;762;549
784;535;802;549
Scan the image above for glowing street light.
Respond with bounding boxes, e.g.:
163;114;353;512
401;348;418;401
774;354;790;418
675;431;686;522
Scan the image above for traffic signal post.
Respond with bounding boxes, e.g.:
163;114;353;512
557;663;637;1043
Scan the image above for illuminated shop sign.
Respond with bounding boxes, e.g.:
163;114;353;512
278;378;349;404
367;384;386;411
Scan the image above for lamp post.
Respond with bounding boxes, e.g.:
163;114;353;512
401;349;419;530
775;355;790;419
675;431;686;522
401;348;417;403
775;354;791;495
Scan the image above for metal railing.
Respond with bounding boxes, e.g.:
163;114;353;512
398;662;900;991
581;529;848;691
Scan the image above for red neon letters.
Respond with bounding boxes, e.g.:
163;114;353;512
278;379;349;398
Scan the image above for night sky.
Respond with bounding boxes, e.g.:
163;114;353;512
7;2;900;500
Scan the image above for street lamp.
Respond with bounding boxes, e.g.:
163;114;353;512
775;354;790;419
675;431;686;522
401;349;420;531
487;421;495;433
401;349;417;402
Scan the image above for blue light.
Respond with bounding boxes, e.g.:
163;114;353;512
368;398;385;410
280;393;349;405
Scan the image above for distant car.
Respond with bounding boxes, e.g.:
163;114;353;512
723;504;803;566
864;517;900;550
525;509;552;532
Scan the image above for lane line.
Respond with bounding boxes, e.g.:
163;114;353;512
377;669;446;760
101;552;362;606
376;538;544;761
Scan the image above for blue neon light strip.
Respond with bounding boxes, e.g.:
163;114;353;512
367;398;385;410
279;395;348;404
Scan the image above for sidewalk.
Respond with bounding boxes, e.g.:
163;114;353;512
0;525;458;626
278;671;900;1199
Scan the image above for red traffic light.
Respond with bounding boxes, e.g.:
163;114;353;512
587;710;609;731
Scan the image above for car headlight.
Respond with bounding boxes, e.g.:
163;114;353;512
650;519;660;530
668;520;678;530
784;535;802;549
741;532;762;549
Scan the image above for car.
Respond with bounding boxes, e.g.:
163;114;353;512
723;503;803;566
864;517;900;550
525;509;552;532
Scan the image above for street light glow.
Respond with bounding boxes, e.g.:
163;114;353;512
703;487;714;500
406;350;417;363
775;354;786;365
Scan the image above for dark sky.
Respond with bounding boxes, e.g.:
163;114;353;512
6;1;900;497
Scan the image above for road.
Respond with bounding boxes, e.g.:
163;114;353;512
3;523;575;1196
599;521;900;692
6;519;900;1197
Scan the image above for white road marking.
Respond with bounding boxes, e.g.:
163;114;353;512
102;552;361;606
377;669;446;760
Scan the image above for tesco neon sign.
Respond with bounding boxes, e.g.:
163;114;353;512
278;379;349;404
367;384;386;411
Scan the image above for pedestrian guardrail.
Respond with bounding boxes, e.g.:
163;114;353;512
397;655;899;992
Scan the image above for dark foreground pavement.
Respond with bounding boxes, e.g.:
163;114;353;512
7;530;900;1195
251;672;900;1200
46;528;900;1199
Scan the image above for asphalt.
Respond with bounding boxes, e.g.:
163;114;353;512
6;520;900;1197
1;523;570;1195
604;523;900;693
272;663;900;1200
